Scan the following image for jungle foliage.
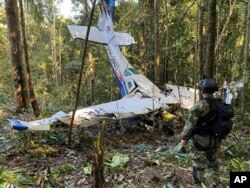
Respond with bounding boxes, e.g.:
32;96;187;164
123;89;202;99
0;0;249;187
0;0;249;118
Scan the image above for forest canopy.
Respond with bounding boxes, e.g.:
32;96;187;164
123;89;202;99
0;0;249;187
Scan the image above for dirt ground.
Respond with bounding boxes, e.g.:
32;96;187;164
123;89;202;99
0;119;233;188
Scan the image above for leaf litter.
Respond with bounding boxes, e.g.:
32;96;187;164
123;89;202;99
0;115;243;187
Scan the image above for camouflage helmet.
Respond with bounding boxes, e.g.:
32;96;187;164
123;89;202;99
199;78;218;93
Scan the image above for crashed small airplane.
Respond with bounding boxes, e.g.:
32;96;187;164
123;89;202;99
8;3;193;131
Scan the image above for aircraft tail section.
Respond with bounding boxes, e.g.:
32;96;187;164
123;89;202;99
115;32;135;46
67;25;135;46
67;25;108;44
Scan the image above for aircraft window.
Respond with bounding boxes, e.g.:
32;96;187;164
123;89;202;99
128;68;139;74
127;81;133;89
124;69;132;76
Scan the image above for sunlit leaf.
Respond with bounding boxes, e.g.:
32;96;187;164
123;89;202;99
83;164;92;175
163;182;174;188
106;153;129;168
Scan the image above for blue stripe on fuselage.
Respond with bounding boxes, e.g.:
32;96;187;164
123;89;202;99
108;61;128;97
105;45;128;97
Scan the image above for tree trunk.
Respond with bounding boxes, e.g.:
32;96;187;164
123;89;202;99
164;0;169;83
5;0;29;113
214;0;237;53
197;0;205;79
52;2;60;85
88;49;95;103
145;0;155;81
19;0;40;117
83;1;95;103
204;0;217;78
139;0;147;74
241;0;250;115
154;0;160;86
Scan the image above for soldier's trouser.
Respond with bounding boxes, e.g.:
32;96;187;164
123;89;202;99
190;144;219;188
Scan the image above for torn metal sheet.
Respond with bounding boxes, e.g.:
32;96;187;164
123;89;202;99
165;84;199;109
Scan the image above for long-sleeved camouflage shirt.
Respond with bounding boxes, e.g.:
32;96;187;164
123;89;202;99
181;97;211;141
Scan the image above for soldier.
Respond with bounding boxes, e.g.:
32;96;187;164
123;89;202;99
180;78;220;188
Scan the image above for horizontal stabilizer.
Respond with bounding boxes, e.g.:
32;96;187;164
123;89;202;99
114;32;135;46
67;25;108;44
67;25;135;46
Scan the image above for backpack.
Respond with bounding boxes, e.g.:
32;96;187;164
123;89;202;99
193;98;234;139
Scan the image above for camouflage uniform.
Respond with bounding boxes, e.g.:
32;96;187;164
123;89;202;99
181;96;220;188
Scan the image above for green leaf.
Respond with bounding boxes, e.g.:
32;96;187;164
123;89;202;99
106;153;129;168
112;184;125;188
163;182;174;188
0;182;8;188
134;143;152;152
172;143;183;153
83;163;92;175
